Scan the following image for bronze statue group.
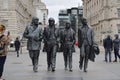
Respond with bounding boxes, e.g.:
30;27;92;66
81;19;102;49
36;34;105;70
0;17;100;80
23;17;99;73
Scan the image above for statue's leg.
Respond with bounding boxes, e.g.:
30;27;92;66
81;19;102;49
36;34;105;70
84;55;88;72
79;55;84;70
33;50;40;72
29;50;34;66
63;49;68;70
51;45;57;72
69;45;73;72
84;45;90;72
79;44;84;70
47;45;52;71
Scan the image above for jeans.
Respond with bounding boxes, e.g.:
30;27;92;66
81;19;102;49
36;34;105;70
105;49;112;62
114;48;120;61
0;56;6;77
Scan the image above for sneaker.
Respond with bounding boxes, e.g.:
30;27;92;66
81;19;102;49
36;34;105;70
47;67;51;71
84;69;87;72
17;55;19;57
34;69;38;72
65;67;68;71
69;69;73;72
52;68;55;72
79;65;82;70
104;60;107;62
113;60;117;62
33;66;38;72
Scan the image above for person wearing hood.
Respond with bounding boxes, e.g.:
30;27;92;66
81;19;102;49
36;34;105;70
113;34;120;62
103;35;113;62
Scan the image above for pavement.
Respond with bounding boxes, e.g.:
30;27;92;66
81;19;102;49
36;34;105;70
2;46;120;80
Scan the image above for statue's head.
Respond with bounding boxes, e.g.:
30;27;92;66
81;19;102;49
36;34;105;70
65;21;71;29
32;17;39;25
48;17;55;26
81;18;87;25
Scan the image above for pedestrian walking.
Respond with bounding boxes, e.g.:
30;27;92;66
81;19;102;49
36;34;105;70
43;18;59;72
78;18;94;72
113;34;120;62
60;22;76;72
103;35;113;62
0;24;10;80
14;37;20;57
23;17;43;72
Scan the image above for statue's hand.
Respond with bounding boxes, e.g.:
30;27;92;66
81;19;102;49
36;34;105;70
27;34;34;39
33;36;39;41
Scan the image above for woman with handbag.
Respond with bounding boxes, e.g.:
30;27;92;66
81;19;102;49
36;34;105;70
0;24;10;80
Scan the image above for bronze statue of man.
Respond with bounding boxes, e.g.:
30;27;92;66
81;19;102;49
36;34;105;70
43;18;59;72
78;18;94;72
23;17;43;72
60;22;75;72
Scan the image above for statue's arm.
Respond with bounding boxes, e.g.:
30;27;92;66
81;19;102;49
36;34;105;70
23;26;30;39
91;28;94;45
38;27;43;41
43;27;47;42
73;30;76;44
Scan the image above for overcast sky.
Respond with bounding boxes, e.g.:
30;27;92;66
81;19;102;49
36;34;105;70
41;0;82;23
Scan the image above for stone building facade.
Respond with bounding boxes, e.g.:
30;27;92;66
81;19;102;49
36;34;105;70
33;0;48;29
82;0;120;44
0;0;35;40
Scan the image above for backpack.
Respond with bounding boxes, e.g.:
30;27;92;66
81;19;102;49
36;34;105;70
0;35;5;55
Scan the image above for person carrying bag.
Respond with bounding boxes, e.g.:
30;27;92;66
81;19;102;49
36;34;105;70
0;24;10;80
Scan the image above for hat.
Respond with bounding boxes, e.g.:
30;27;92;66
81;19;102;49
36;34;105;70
92;43;100;55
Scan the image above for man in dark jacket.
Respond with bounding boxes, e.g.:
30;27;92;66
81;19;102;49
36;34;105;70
113;34;120;62
43;18;59;72
78;18;94;72
103;35;113;62
14;37;20;57
60;22;75;72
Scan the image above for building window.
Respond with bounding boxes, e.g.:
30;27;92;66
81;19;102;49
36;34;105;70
117;24;120;33
3;0;8;10
117;8;120;17
43;13;46;25
71;9;78;15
